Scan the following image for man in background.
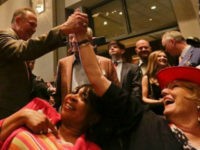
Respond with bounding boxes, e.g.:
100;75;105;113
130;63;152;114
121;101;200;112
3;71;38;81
55;28;119;110
162;30;200;67
108;40;141;101
133;39;152;75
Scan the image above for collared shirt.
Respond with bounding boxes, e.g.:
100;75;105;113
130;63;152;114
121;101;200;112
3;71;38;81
180;45;191;60
179;45;192;66
72;55;89;91
138;59;147;75
113;60;122;82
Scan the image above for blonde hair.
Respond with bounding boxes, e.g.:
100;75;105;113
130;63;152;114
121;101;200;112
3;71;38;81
168;80;200;103
145;50;169;78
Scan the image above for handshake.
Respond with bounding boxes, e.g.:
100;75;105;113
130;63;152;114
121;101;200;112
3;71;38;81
60;9;88;36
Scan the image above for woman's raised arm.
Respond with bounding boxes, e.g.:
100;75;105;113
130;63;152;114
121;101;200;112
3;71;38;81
76;32;111;96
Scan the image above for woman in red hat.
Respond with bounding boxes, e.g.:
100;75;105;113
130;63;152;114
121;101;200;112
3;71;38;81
157;66;200;150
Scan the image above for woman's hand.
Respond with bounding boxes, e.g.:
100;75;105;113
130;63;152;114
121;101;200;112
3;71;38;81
0;109;57;141
22;109;58;136
158;98;164;104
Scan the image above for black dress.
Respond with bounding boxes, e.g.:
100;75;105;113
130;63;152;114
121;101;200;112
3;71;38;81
147;77;164;115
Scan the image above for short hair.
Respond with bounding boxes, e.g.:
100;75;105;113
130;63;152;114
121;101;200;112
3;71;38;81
162;31;185;42
72;84;102;129
72;84;101;113
11;7;36;23
108;40;125;50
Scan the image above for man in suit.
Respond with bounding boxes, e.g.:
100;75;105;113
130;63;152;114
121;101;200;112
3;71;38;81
108;40;141;101
55;28;119;109
0;7;88;118
133;39;152;75
162;30;200;67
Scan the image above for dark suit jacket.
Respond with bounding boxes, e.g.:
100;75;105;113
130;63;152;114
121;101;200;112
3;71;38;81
179;46;200;67
0;27;65;118
55;54;119;109
120;63;141;101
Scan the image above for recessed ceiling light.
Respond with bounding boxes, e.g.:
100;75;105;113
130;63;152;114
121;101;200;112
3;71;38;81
112;10;117;14
119;11;123;15
103;21;108;25
149;18;153;21
150;5;157;10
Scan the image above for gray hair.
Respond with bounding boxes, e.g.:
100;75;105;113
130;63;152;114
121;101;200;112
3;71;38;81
162;31;185;42
11;7;36;23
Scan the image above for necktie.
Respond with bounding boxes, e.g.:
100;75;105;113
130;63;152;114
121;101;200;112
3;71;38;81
114;61;118;67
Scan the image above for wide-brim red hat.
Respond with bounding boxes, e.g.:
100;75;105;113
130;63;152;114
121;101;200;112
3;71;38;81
157;66;200;89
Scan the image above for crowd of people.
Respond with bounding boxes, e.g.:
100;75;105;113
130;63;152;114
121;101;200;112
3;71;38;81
0;7;200;150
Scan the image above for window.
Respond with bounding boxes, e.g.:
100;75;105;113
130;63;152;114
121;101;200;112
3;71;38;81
91;0;127;39
126;0;177;35
91;0;177;39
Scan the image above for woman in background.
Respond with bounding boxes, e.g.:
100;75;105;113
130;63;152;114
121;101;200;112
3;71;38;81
142;50;169;115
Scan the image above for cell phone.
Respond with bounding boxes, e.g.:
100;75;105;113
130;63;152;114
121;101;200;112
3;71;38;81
92;36;106;46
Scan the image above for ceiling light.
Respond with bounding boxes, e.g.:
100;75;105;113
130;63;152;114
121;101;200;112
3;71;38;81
119;11;123;15
106;12;109;16
150;5;157;10
36;4;44;13
103;21;108;26
149;18;153;21
112;10;117;14
92;13;100;18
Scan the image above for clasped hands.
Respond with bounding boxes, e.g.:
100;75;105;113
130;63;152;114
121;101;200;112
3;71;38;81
61;9;88;36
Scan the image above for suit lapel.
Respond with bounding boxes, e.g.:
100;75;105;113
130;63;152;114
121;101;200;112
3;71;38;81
121;63;127;87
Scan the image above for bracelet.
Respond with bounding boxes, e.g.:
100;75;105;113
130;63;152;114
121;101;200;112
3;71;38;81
79;42;91;48
78;39;90;46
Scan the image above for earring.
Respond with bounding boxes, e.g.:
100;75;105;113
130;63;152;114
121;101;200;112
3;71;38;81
197;105;200;123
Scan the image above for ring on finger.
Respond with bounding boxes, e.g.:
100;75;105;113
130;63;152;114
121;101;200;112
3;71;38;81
83;22;87;27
